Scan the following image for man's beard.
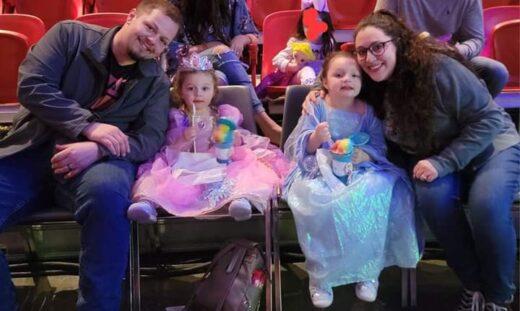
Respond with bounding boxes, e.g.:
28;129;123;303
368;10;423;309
128;46;165;62
128;47;149;62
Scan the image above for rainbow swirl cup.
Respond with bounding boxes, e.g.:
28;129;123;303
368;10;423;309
330;139;353;177
331;151;353;177
213;118;237;164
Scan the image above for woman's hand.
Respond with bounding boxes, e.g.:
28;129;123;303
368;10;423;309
230;34;250;56
413;159;439;182
302;89;326;115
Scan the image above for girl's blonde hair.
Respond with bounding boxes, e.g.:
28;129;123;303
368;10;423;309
170;70;220;109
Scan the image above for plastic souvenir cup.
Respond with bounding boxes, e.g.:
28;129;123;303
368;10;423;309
214;118;236;164
215;141;234;164
330;151;353;178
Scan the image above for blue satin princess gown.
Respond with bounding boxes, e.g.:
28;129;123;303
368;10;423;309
283;98;420;290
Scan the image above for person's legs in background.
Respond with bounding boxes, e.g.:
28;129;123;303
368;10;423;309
56;159;136;310
471;56;509;99
215;51;282;144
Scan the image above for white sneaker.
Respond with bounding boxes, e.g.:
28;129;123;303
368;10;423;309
355;280;379;302
127;201;157;224
228;198;252;221
309;285;333;308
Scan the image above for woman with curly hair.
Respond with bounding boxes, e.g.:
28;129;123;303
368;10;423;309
353;10;519;311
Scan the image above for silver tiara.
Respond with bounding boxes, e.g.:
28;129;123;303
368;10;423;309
178;52;213;71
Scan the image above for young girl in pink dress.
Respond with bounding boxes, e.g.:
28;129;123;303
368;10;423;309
127;54;291;223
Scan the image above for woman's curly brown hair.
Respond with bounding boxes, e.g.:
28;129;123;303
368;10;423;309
354;10;474;156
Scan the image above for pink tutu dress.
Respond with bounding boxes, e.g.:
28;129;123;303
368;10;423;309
131;104;292;217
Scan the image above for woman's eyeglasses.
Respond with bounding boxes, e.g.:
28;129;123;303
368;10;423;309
355;39;395;60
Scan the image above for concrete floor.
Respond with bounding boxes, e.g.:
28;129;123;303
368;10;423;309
12;258;519;311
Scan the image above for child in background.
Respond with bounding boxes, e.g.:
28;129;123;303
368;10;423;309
128;53;291;223
255;6;336;99
283;51;420;308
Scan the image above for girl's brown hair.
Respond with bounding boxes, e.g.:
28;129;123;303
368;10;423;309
318;51;363;96
170;70;220;109
354;10;474;156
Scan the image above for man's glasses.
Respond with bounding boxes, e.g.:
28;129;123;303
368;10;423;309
355;39;395;60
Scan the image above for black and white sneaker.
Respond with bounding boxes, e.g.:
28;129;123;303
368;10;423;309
457;288;485;311
484;302;511;311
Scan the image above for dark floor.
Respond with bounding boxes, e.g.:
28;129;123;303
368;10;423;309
12;258;520;311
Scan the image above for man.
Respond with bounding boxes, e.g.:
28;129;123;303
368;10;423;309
0;0;181;309
375;0;509;98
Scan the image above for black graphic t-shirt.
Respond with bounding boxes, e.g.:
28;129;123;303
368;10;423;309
90;51;136;111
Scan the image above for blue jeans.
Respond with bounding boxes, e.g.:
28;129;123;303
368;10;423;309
213;51;265;113
471;56;509;99
0;141;136;310
415;144;520;304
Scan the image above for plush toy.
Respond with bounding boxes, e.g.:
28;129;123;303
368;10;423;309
290;41;315;65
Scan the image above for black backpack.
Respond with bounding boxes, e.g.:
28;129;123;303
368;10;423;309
185;239;267;311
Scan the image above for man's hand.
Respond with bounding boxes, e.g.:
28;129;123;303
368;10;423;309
51;142;102;179
230;34;250;56
352;148;371;164
82;122;130;157
413;159;439;182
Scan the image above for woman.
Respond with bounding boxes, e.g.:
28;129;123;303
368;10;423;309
352;10;519;311
167;0;282;144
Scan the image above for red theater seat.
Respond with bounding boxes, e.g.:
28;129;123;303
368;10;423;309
6;0;83;30
481;5;520;57
491;19;520;90
0;14;45;46
76;12;128;28
260;10;300;98
483;0;520;9
0;30;29;103
85;0;140;13
249;0;300;31
328;0;376;30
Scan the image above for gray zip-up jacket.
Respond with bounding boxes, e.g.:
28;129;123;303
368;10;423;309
0;21;171;163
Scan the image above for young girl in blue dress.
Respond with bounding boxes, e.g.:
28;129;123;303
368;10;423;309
283;51;420;308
